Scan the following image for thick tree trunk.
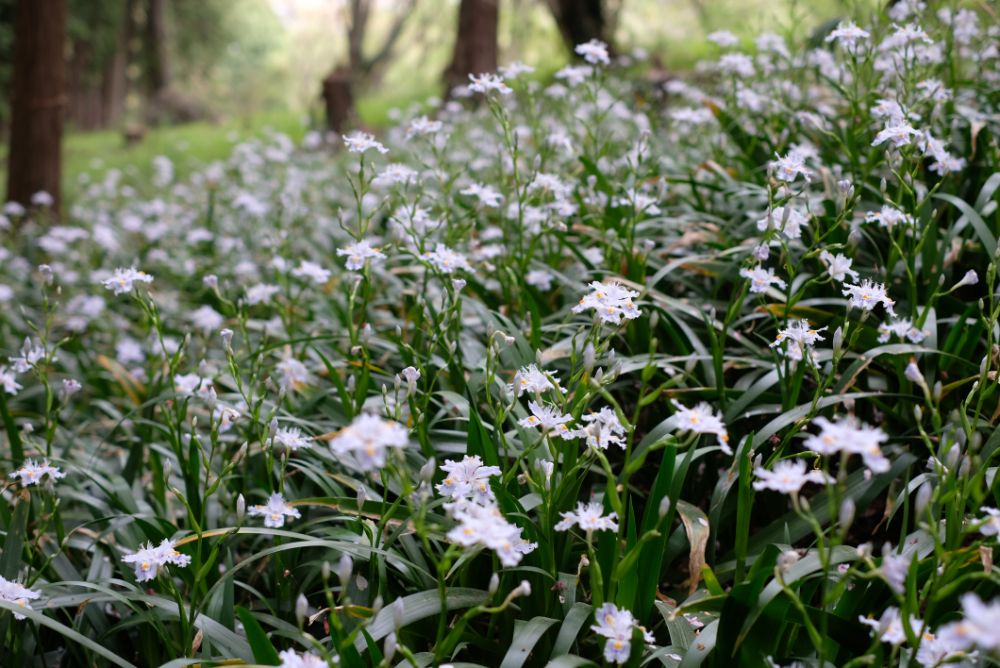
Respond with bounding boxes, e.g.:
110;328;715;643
6;0;67;212
546;0;608;53
322;68;355;134
444;0;498;93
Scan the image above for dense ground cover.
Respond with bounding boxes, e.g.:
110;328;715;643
2;3;1000;667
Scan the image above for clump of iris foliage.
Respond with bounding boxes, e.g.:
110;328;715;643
2;2;1000;667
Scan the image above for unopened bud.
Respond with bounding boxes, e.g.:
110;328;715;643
236;494;246;522
832;327;843;356
357;486;367;508
203;274;219;290
419;457;436;483
839;498;855;531
384;632;397;662
337;555;353;588
658;496;671;518
512;580;531;598
904;360;923;385
391;597;405;629
295;593;308;626
220;328;233;349
778;550;800;572
489;573;500;595
915;482;932;517
932;381;942;402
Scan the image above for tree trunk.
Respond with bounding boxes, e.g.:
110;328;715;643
6;0;67;212
322;68;355;134
101;0;133;128
546;0;608;53
146;0;171;97
444;0;498;93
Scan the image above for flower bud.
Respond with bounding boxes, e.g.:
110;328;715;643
384;632;397;662
371;595;383;615
391;597;405;629
337;555;353;588
419;457;436;483
832;327;843;356
932;381;942;402
778;550;800;571
915;481;932;517
904;360;923;385
658;496;671;518
203;274;219;290
321;561;331;581
357;486;367;508
220;328;233;350
839;498;855;531
489;573;500;595
513;580;531;598
295;593;308;626
236;494;246;523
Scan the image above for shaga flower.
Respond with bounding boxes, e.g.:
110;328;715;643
573;280;641;325
510;364;559;397
843;279;895;315
878;549;911;595
580;407;627;451
278;649;329;668
756;206;808;239
174;373;209;396
752;459;831;494
273;426;312;452
247;492;301;528
935;593;1000;653
575;39;610;65
591;604;652;665
977;508;1000;537
771;319;826;364
421;243;471;274
446;501;536;566
291;260;332;285
872;122;921;149
554;501;619;533
802;415;890;473
0;575;40;620
740;266;787;293
858;607;920;646
877;317;926;343
10;338;45;373
825;20;870;49
342;131;388;154
865;206;914;229
122;539;192;582
436;455;501;506
9;459;65;487
769;152;811;183
519;401;577;440
276;357;311;391
337;239;386;271
467;72;512;96
102;267;154;295
665;400;730;454
819;250;860;282
327;413;408;471
0;367;22;395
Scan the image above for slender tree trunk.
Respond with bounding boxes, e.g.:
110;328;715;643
6;0;67;212
101;0;133;128
322;67;355;134
444;0;498;93
546;0;608;53
146;0;171;96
